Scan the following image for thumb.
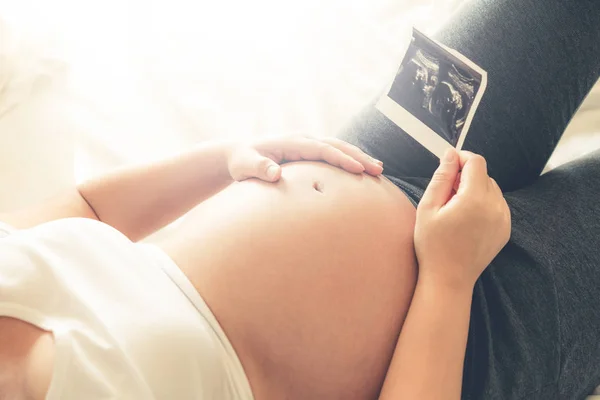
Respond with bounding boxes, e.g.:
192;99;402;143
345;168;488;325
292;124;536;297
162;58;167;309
230;148;282;182
420;148;460;210
257;159;281;182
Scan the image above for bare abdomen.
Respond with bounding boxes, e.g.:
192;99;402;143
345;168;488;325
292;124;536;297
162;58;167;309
159;162;418;400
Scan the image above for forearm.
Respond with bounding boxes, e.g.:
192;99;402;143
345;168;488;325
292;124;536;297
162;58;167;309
379;274;473;400
77;140;234;241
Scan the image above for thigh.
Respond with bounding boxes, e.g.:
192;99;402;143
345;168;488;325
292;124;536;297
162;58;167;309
339;0;600;192
504;150;600;398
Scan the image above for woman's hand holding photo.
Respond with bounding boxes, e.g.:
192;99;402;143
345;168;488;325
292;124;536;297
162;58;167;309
380;149;511;400
415;148;511;290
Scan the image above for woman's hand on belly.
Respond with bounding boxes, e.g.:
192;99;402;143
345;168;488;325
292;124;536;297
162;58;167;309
228;136;384;183
158;162;419;400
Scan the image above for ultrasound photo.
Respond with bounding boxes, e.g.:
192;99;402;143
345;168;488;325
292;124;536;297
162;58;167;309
377;28;487;157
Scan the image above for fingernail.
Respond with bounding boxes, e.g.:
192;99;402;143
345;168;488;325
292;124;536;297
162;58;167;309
370;156;383;166
267;165;278;179
443;149;455;163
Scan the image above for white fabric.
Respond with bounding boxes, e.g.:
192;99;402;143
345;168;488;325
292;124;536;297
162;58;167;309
0;218;253;400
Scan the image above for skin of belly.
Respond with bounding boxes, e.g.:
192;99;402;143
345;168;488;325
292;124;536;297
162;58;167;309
159;161;419;400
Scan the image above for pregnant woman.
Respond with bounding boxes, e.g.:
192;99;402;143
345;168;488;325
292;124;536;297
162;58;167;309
1;0;600;399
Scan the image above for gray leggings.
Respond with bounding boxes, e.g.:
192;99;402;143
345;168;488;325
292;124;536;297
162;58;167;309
339;0;600;398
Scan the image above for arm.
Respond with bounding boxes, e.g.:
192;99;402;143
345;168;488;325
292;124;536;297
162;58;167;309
379;149;511;400
77;141;234;241
379;278;473;399
0;141;232;238
1;137;382;241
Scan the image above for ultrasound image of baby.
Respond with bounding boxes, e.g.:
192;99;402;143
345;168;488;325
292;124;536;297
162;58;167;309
388;29;483;146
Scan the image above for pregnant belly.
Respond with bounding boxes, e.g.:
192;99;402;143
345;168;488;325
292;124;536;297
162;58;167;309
158;162;418;400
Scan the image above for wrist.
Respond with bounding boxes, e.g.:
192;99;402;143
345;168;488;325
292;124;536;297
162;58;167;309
220;140;237;180
414;277;474;314
417;267;476;296
192;139;236;183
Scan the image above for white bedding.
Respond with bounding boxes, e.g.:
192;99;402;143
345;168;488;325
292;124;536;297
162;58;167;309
1;0;600;397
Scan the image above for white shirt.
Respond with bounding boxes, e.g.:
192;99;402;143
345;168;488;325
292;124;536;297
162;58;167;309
0;218;253;399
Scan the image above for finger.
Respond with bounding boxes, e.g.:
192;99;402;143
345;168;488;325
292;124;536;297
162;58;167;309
291;138;366;174
489;177;502;197
230;148;282;182
457;151;487;172
419;148;460;210
453;172;462;193
319;137;384;175
312;144;366;174
456;150;478;168
457;151;489;193
308;136;382;175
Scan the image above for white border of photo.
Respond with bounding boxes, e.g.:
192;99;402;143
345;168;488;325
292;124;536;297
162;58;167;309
376;28;488;159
